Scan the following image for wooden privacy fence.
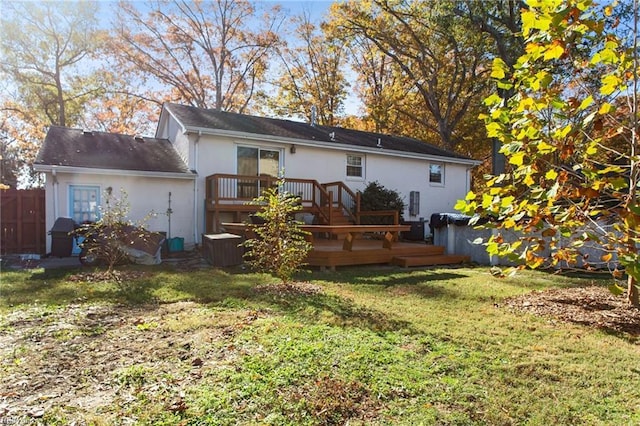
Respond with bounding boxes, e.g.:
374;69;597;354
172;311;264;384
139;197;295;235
1;189;46;255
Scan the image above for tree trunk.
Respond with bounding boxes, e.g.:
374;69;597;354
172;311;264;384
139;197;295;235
55;72;66;127
629;276;639;307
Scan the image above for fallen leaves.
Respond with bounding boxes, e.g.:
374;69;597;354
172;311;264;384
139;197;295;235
503;286;640;337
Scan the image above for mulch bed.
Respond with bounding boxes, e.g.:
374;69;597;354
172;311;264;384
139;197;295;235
502;286;640;337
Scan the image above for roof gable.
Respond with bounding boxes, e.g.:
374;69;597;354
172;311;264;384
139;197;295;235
35;126;192;175
164;103;474;161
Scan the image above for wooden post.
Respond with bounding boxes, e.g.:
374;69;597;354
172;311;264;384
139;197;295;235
342;232;354;251
383;231;394;249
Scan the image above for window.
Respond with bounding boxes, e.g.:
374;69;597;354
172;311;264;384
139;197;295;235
346;154;364;178
69;185;100;223
429;163;444;184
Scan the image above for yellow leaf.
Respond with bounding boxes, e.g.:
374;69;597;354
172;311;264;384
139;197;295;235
484;93;503;106
491;58;507;79
501;196;515;208
578;95;593;110
524;174;535;186
509;152;525;166
604;5;613;16
537;141;555;153
545;169;558;180
486;122;503;138
521;11;536;37
601;253;613;262
543;43;565;60
525;42;541;55
601;74;621;95
598;102;614;114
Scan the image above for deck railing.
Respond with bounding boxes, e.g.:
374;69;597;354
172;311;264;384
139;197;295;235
205;174;401;230
206;174;333;225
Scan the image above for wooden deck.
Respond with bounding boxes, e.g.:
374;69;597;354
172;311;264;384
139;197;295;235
306;239;468;269
219;222;469;269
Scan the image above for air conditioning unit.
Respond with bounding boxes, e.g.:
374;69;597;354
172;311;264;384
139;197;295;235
409;191;420;216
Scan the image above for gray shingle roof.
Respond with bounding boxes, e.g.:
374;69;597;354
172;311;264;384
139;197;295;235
35;126;192;175
165;103;473;161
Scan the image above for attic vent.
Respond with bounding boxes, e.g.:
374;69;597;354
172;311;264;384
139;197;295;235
377;138;382;148
83;130;93;135
329;131;336;141
134;135;144;142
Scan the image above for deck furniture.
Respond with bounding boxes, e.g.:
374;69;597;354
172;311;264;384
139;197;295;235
297;224;411;251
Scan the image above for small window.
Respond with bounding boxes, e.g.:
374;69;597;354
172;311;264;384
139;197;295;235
429;163;443;184
346;154;364;178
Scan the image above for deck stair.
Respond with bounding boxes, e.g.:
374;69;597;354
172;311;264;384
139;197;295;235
318;205;352;225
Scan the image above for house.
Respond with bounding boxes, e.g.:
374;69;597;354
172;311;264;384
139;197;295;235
34;103;480;255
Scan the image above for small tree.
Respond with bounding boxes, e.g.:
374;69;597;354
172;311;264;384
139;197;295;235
358;181;406;224
455;0;639;306
242;178;312;283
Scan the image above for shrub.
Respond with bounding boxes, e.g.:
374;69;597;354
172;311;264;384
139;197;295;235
358;181;406;224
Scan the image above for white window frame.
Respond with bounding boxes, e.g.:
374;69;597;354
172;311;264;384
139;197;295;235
68;184;101;223
429;162;444;186
346;154;365;180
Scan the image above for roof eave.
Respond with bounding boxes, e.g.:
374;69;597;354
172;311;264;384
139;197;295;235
182;125;480;166
33;164;197;180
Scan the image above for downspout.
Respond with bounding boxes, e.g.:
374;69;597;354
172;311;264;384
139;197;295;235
52;166;59;219
193;130;201;246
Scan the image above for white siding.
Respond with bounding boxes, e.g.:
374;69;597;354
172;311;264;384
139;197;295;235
42;172;195;253
190;130;472;232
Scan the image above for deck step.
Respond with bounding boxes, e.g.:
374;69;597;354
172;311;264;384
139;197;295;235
391;254;470;267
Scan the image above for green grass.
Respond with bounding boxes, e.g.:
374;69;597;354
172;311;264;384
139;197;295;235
1;265;639;425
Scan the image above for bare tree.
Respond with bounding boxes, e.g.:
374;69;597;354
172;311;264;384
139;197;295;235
268;12;348;126
110;0;284;113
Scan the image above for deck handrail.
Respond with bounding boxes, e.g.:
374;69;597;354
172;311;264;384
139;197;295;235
321;181;359;224
206;173;333;225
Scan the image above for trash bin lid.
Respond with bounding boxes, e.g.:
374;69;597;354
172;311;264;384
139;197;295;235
50;217;76;233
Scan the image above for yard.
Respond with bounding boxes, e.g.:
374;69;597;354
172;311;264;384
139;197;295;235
1;263;639;425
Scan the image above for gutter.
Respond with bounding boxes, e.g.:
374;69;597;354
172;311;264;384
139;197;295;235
181;126;482;167
193;130;201;246
33;164;197;180
52;166;59;219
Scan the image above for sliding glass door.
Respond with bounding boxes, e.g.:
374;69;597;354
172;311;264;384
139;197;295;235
237;146;281;198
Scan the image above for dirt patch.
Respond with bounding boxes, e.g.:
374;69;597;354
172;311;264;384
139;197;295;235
0;301;264;423
67;270;150;282
503;286;640;337
253;282;324;296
